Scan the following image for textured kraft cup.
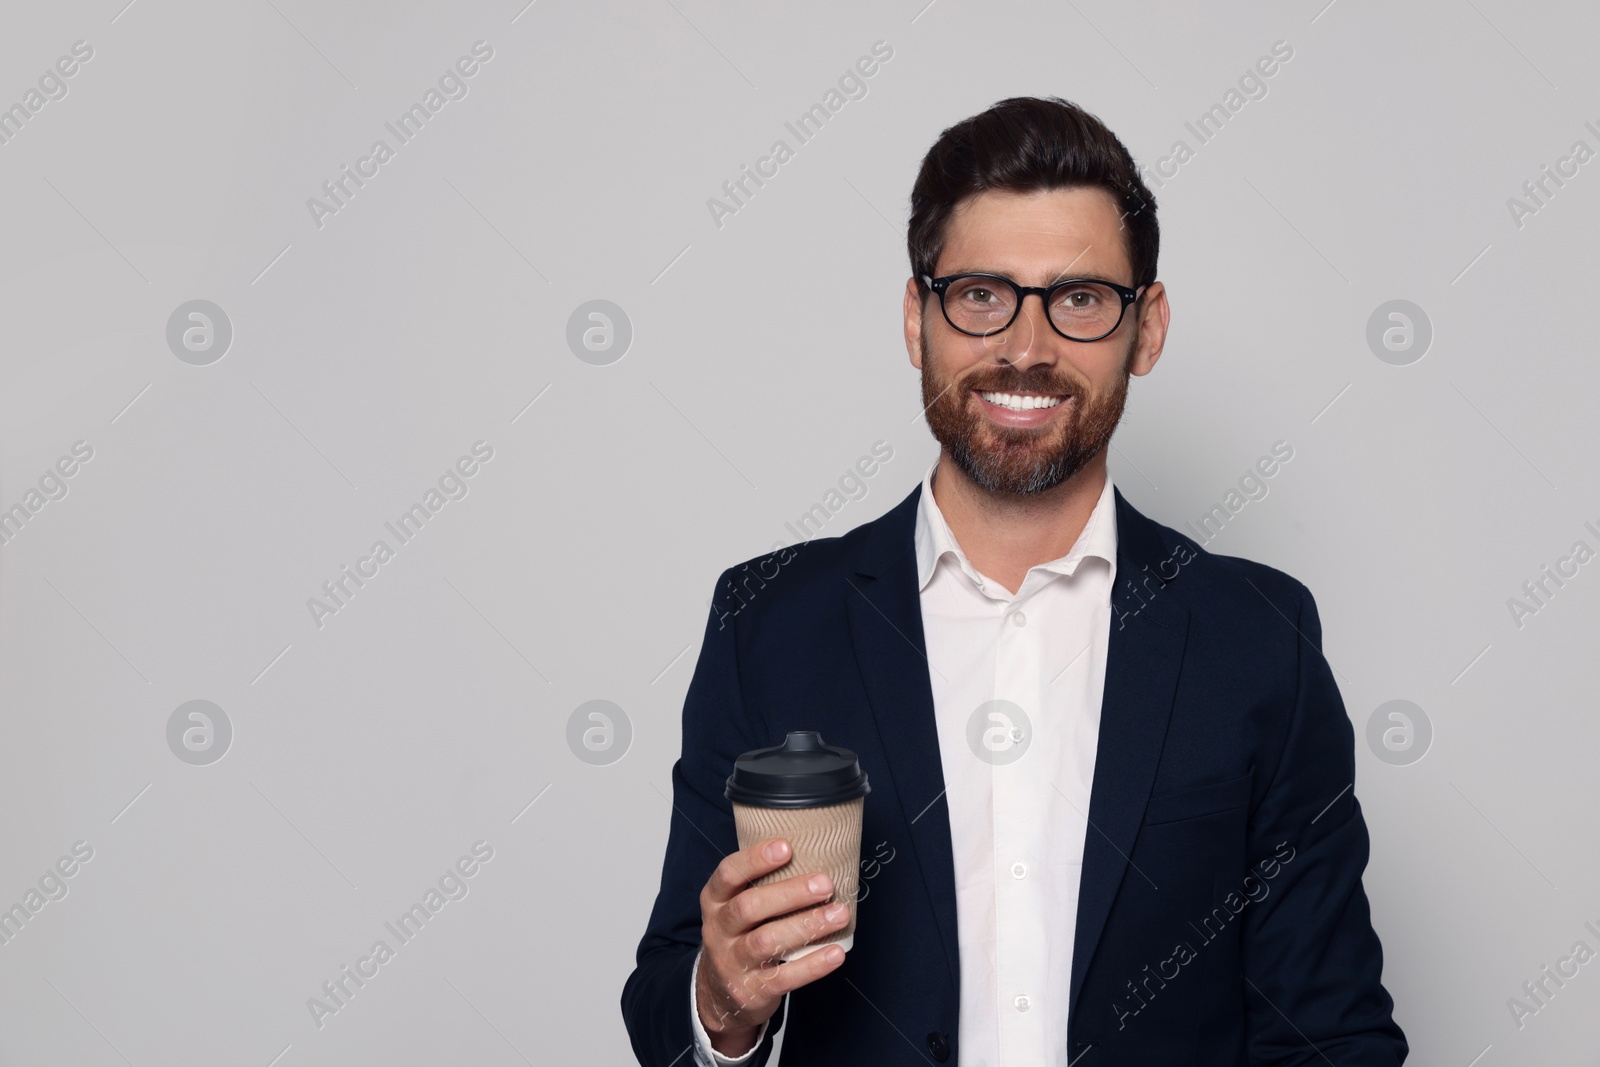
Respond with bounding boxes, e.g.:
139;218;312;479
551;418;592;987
726;731;870;963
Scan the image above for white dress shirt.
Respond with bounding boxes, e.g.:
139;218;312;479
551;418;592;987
692;459;1118;1066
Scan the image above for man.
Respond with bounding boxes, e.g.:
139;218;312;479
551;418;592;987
622;96;1407;1066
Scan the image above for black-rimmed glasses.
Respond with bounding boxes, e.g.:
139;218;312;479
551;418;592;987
921;272;1146;342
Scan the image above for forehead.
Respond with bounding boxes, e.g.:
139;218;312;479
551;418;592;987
937;186;1130;283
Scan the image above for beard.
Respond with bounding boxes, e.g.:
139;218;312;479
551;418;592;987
920;319;1133;496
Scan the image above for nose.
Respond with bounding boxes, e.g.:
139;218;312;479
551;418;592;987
988;291;1058;369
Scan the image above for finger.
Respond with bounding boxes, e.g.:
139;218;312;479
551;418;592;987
705;838;792;905
715;868;836;938
738;899;851;969
739;936;850;1003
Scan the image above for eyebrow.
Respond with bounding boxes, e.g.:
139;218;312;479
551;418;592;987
941;266;1128;286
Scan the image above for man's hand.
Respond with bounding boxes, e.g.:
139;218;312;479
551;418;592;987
696;837;851;1057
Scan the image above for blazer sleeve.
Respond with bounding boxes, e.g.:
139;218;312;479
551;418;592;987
621;567;789;1066
1239;582;1408;1066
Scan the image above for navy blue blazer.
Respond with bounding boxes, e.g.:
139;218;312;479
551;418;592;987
622;481;1406;1066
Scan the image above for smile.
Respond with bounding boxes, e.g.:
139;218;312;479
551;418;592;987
977;391;1065;412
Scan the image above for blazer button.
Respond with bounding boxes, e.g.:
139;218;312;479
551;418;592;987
925;1031;950;1062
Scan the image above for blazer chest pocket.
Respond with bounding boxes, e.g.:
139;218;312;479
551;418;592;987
1142;768;1253;826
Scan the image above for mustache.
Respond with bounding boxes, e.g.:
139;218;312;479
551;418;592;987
962;368;1079;396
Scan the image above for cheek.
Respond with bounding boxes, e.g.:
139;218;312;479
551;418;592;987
950;333;1011;374
926;336;988;382
1077;344;1128;389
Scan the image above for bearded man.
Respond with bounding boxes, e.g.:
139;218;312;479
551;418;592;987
623;95;1407;1067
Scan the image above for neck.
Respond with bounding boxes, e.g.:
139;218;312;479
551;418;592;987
930;450;1108;595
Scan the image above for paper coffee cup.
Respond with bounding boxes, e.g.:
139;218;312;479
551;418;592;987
726;731;870;962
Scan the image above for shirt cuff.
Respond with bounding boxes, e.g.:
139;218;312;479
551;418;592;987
690;945;770;1066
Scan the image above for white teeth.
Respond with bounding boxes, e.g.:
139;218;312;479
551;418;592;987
979;391;1064;412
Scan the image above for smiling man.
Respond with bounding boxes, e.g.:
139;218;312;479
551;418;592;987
623;96;1407;1066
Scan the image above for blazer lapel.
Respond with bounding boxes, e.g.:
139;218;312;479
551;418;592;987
1067;487;1190;1027
844;484;963;998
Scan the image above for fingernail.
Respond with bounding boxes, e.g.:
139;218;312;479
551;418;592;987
808;874;830;895
765;840;788;862
825;903;847;922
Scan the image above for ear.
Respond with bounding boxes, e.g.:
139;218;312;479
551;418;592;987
904;276;928;371
1127;281;1170;378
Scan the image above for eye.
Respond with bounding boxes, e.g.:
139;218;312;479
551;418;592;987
1051;283;1119;318
949;280;1010;307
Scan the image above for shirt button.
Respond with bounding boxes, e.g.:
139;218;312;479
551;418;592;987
1010;611;1027;627
1011;861;1027;879
1014;994;1031;1012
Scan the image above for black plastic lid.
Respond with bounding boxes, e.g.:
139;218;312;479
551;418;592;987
725;731;871;808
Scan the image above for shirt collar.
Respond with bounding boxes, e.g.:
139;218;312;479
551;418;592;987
913;457;1119;594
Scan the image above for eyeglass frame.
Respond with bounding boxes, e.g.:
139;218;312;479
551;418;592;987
919;272;1148;342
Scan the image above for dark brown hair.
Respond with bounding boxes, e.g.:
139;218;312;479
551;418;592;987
908;96;1159;297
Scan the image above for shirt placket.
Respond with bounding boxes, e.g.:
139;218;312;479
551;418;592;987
992;578;1047;1064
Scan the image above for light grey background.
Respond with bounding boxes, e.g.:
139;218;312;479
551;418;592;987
1;0;1596;1063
